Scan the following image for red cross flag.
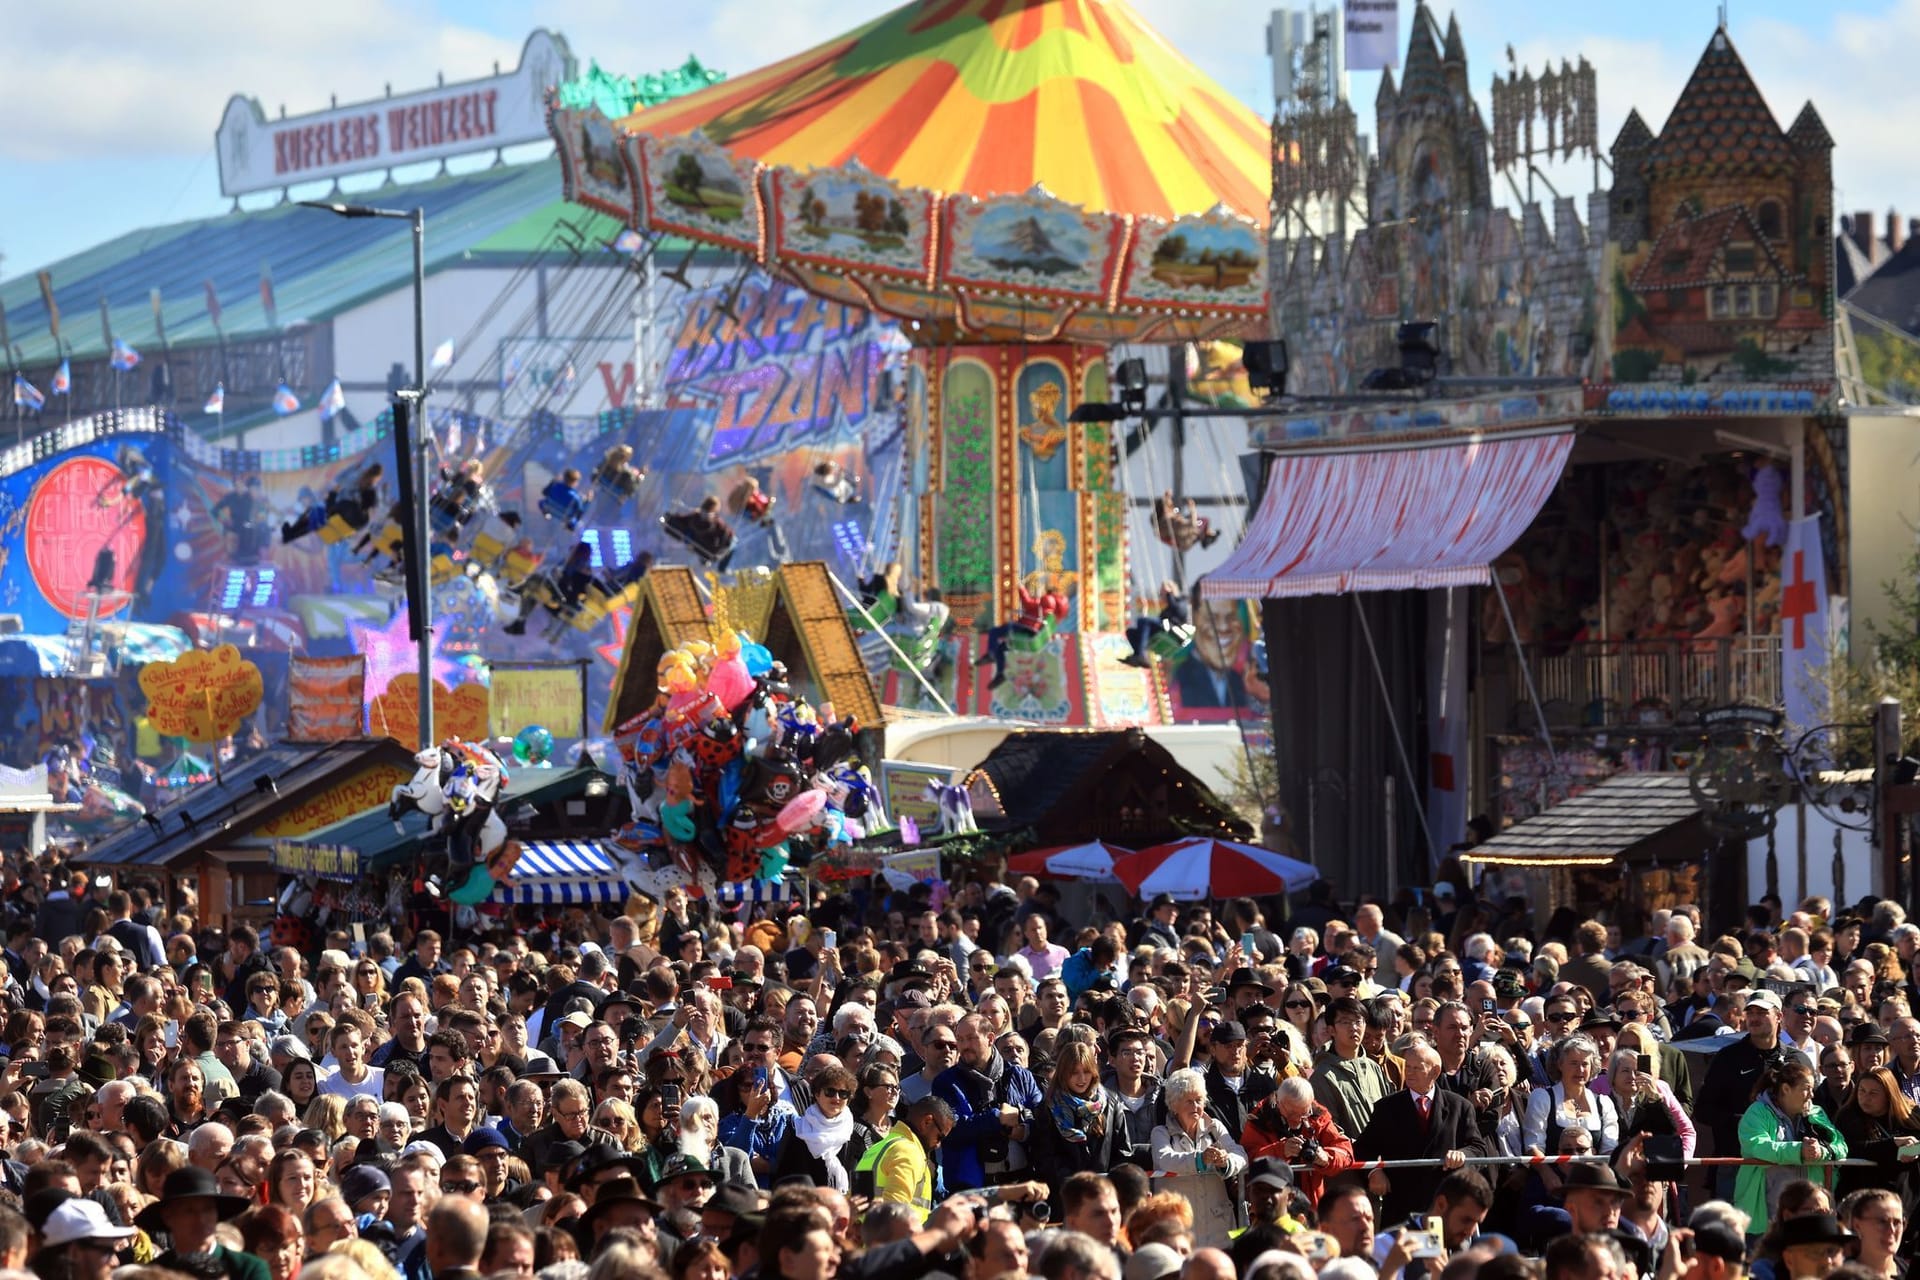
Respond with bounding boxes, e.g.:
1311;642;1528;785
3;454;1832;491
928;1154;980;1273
1781;514;1829;731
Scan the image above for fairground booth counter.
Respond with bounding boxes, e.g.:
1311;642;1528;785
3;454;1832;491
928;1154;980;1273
1212;10;1895;928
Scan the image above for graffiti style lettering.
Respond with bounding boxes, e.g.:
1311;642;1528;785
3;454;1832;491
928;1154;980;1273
664;277;883;470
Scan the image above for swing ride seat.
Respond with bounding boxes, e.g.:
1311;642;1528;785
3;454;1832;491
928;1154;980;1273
1007;619;1058;654
889;626;942;674
468;516;519;565
849;590;899;631
317;513;360;545
501;548;543;584
1147;623;1195;661
367;522;405;560
659;513;737;565
565;584;619;630
430;554;464;586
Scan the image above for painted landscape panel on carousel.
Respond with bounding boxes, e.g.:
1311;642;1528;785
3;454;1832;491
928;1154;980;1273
772;165;932;278
944;191;1117;301
555;107;634;219
638;132;761;250
1123;211;1267;311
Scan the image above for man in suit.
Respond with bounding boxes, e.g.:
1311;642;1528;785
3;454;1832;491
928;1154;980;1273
1353;1040;1490;1229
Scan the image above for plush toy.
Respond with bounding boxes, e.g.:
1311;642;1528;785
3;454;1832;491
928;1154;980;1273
1741;462;1788;548
661;759;699;843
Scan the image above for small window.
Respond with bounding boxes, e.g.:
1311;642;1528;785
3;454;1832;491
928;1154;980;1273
1663;252;1690;276
1755;201;1784;240
1725;245;1757;275
1735;285;1754;317
1710;286;1730;318
1757;284;1777;318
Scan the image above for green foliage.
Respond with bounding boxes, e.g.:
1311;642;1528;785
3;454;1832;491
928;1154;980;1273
1218;744;1280;831
1613;265;1648;331
1731;337;1792;379
1612;348;1661;382
1802;548;1920;734
937;392;995;595
1854;320;1920;404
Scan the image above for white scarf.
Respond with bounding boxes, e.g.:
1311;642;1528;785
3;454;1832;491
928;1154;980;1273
794;1104;855;1159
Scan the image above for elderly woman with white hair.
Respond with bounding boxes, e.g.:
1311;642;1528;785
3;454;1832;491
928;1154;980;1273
1152;1068;1246;1177
1523;1031;1620;1156
678;1094;754;1186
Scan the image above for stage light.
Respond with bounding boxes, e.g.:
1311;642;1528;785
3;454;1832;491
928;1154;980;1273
1114;358;1150;414
179;809;198;832
87;549;117;594
253;775;278;797
1069;403;1127;423
1243;340;1290;398
1361;321;1447;391
142;812;163;834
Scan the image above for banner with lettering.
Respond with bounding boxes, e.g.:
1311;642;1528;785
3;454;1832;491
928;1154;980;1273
367;674;490;743
253;763;417;838
137;645;265;742
288;655;366;742
880;848;942;892
489;663;586;739
270;840;360;882
1345;0;1400;71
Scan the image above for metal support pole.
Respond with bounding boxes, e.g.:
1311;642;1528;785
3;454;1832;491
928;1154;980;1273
827;570;955;717
411;208;433;749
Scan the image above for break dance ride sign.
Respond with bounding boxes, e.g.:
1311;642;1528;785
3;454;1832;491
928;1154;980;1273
215;30;573;198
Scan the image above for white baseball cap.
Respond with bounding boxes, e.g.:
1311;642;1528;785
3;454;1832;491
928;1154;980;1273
1745;989;1783;1013
41;1199;136;1249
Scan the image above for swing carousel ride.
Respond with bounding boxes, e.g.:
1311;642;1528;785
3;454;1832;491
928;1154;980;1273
550;0;1273;727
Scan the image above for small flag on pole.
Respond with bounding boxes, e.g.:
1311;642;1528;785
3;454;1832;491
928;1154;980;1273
12;374;46;412
318;378;346;422
109;338;141;371
50;360;71;396
204;383;226;414
272;383;300;415
429;339;455;372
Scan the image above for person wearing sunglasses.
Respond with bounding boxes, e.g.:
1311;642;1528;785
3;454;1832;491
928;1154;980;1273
772;1063;867;1188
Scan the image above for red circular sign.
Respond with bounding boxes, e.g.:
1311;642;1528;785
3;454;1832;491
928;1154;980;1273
25;455;148;619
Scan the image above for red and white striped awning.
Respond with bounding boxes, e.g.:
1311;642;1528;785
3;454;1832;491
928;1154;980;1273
1201;431;1575;599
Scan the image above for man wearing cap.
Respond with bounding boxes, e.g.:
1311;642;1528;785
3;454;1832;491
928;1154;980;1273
654;1152;718;1216
1682;1222;1750;1280
1200;1016;1276;1136
1700;989;1808;1179
463;1127;517;1201
139;1166;266;1280
1771;1213;1854;1280
1140;894;1181;953
34;1199;134;1280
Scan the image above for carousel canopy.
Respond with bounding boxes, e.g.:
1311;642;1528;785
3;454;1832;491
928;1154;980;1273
619;0;1267;222
551;0;1270;343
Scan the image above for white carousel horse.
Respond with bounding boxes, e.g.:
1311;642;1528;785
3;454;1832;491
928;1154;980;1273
923;779;977;836
388;742;509;867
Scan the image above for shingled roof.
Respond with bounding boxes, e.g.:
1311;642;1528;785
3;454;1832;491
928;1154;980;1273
1459;773;1702;866
1650;28;1794;175
1629;204;1791;293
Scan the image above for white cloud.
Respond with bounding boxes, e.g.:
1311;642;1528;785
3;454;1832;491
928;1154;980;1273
0;0;523;162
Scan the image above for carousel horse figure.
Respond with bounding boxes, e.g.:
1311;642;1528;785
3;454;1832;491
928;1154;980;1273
1122;580;1195;669
1152;490;1220;551
387;741;509;869
923;778;977;836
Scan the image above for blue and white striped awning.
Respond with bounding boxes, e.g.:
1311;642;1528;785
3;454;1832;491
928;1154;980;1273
715;878;796;905
490;840;628;905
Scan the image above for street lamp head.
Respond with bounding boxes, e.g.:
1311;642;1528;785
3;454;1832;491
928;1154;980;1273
297;200;404;220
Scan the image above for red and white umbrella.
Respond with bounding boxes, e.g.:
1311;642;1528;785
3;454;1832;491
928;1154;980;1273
1005;840;1132;883
1112;837;1319;901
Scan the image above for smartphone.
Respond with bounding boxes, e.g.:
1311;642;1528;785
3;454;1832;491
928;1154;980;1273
1481;998;1496;1014
705;975;734;990
1241;931;1258;956
1638;1053;1653;1073
752;1065;768;1089
822;929;837;951
660;1084;682;1108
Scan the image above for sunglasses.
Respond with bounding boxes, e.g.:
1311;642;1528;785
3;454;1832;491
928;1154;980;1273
819;1088;852;1100
1284;1000;1313;1010
441;1181;480;1194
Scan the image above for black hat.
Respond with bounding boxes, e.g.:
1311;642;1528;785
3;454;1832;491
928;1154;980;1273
1671;1012;1724;1041
565;1147;651;1191
1580;1011;1623;1033
134;1166;252;1233
1209;1019;1248;1044
705;1182;760;1218
1226;967;1273;995
888;961;934;987
1771;1213;1854;1250
1692;1224;1747;1264
579;1177;662;1235
545;1140;587;1174
1246;1156;1293;1190
21;1188;72;1231
1559;1163;1631;1199
655;1152;714;1186
1149;893;1177;912
1493;970;1528;999
1325;965;1363;987
1849;1024;1891;1047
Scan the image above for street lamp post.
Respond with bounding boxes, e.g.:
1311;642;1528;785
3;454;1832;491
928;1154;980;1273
299;201;434;747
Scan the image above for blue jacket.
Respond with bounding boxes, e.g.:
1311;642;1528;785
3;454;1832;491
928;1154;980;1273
719;1102;796;1188
1060;948;1116;1005
934;1055;1043;1190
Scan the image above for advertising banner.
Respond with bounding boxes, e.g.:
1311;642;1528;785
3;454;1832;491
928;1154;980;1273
366;674;490;744
288;655;366;742
253;763;416;837
1345;0;1400;71
137;645;265;742
270;839;359;882
489;663;586;739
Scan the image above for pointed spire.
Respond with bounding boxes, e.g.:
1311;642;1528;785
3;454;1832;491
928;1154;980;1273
1612;109;1654;154
1788;102;1833;152
1651;25;1792;173
1444;12;1466;63
1399;5;1447;104
1376;66;1398;111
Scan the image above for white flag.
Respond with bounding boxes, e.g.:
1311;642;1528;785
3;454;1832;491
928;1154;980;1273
430;339;455;371
1781;514;1829;732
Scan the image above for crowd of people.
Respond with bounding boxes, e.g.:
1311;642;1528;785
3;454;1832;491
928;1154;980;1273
0;860;1915;1280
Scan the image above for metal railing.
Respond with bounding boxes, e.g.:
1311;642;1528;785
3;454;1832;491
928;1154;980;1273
1486;636;1782;732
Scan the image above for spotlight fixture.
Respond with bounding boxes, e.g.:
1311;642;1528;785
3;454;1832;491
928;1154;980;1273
1361;320;1447;391
1068;401;1127;423
1114;358;1150;415
253;775;278;797
1242;340;1290;399
141;812;163;834
179;809;198;832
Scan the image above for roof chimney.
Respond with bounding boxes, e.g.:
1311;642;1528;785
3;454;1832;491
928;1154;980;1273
1890;208;1905;255
1854;210;1876;258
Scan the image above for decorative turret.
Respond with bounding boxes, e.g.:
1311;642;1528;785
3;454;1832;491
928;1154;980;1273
1609;109;1654;247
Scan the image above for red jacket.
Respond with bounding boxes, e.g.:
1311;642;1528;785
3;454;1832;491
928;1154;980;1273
1242;1094;1354;1209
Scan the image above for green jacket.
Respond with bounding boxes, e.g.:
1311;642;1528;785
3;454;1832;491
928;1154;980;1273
1735;1096;1847;1235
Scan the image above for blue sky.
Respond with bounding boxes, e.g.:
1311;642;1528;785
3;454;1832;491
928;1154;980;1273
1;0;1912;281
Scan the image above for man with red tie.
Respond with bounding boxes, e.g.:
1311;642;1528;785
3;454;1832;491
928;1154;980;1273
1353;1039;1491;1228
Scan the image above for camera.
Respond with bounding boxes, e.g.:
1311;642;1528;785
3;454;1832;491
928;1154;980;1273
1295;1137;1322;1166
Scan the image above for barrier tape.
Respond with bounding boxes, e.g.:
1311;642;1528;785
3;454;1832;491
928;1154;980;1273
1282;1154;1877;1172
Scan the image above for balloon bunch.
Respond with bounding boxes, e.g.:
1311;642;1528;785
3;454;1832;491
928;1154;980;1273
610;630;889;901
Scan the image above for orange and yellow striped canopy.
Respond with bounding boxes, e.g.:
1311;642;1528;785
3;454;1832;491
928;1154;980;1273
618;0;1270;224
